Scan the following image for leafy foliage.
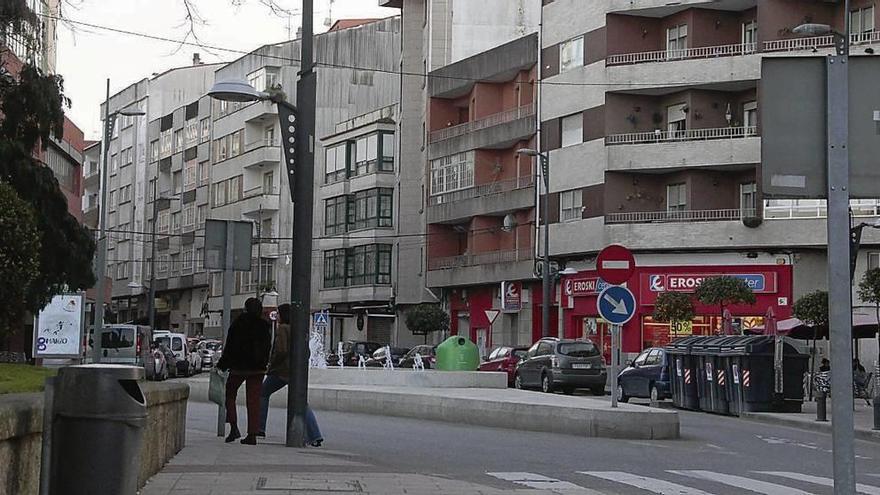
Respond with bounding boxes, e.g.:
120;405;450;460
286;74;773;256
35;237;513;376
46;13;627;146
792;290;829;328
0;182;41;335
694;276;757;315
858;268;880;307
652;292;696;324
405;304;450;337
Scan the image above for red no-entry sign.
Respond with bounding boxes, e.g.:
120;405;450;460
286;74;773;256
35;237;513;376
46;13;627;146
596;244;636;285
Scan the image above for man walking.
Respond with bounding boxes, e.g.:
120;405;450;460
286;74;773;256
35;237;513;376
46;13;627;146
217;297;272;445
258;303;324;446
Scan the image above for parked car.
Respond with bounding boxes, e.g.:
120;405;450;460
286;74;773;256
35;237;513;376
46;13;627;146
617;347;670;403
87;324;152;366
154;332;194;376
146;341;168;381
399;345;436;369
479;346;529;386
326;341;383;367
198;340;222;369
514;338;606;395
364;347;410;367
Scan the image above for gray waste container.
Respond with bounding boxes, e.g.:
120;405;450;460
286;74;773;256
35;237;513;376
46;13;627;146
50;364;146;495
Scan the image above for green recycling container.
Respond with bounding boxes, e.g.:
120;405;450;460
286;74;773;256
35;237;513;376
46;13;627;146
435;336;480;371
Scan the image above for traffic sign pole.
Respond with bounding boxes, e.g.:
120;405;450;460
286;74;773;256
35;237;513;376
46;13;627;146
596;284;636;409
611;324;620;408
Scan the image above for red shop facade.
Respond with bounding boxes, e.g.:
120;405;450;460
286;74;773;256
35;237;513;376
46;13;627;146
559;264;793;364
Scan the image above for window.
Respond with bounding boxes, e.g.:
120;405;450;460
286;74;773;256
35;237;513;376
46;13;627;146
325;196;347;235
380;132;395;171
743;101;758;128
218;100;229;116
263;171;275;194
210;272;223;296
148;179;157;202
172;170;182;194
198;161;210;185
264;125;275;146
851;7;875;42
667;183;687;212
160;129;172;156
122;147;132;166
116;262;128;280
323;249;347;288
536;342;553;356
150;140;159;162
108;190;117;209
119;184;132;204
200;118;210;141
742;20;758;47
324;143;348;183
228;176;242;202
634;350;650;367
430;152;475;196
183;160;198;190
247;67;280;91
561;113;583;147
560;189;582;222
667;103;687;133
197;204;208;227
230;130;242;157
183;204;196;230
170;253;180;274
171;212;181;233
213;182;227;206
559;35;584;73
667;24;688;57
869;252;880;270
740;182;757;216
195;248;204;272
157;210;170;234
354;134;379;176
185;118;198;145
182;249;194;274
348;188;394;231
173;129;184;153
323;245;392;288
110;153;118;174
260;217;274;241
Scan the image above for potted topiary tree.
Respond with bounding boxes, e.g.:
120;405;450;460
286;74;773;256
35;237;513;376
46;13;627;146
652;291;696;338
405;304;450;345
694;276;756;334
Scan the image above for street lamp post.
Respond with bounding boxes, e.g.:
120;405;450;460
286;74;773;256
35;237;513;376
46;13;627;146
517;148;551;338
207;0;315;448
794;7;855;493
92;78;146;363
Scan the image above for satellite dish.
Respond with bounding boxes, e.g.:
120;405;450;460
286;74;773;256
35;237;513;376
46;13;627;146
501;214;517;232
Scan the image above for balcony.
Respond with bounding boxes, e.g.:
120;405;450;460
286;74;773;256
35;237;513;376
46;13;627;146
763;31;880;53
606;208;755;225
607;43;757;66
320;285;394;305
427;104;536;160
240;186;280;217
241;139;281;169
606;127;760;172
427;176;536;224
427;248;534;288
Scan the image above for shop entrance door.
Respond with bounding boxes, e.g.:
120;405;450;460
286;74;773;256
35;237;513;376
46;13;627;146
581;317;613;365
475;328;488;359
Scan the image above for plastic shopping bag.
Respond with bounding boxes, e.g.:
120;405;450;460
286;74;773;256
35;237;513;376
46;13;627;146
209;368;228;406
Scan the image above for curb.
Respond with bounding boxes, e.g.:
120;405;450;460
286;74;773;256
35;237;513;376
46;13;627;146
740;411;880;443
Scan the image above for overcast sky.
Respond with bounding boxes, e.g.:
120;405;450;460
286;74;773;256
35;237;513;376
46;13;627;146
56;0;398;139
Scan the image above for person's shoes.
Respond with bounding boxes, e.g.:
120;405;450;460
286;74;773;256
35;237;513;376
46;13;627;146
256;431;266;437
310;439;323;448
240;435;257;445
225;426;241;443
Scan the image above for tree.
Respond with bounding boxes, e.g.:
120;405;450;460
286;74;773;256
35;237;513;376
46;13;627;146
652;291;695;335
858;269;880;366
0;182;41;339
405;304;450;344
792;290;829;329
0;4;96;320
694;276;757;320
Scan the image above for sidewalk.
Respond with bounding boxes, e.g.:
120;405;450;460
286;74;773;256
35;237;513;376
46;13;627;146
139;408;577;495
741;400;880;441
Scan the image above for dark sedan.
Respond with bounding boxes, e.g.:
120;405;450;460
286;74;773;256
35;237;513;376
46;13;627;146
514;338;606;395
617;347;670;403
326;341;383;367
364;347;410;368
399;345;436;369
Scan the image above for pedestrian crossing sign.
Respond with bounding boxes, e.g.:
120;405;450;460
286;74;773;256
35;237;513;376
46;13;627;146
313;311;329;328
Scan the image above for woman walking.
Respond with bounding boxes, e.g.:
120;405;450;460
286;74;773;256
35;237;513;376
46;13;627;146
216;297;272;445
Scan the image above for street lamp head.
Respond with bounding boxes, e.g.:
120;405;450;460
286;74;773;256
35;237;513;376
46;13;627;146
793;23;834;37
207;79;268;103
516;148;540;157
117;109;146;117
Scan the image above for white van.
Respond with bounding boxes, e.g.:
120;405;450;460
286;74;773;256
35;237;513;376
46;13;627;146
89;325;152;365
153;331;198;376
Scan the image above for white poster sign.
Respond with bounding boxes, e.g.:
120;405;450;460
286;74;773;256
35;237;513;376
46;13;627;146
34;294;84;358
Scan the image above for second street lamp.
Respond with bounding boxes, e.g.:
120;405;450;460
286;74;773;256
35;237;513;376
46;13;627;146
517;148;552;338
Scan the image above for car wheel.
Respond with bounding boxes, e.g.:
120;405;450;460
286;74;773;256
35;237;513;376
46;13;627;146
541;372;554;393
650;384;660;404
514;373;524;390
617;384;629;403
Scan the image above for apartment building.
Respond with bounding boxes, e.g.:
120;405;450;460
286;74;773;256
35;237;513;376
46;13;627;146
207;18;401;341
0;0;59;73
424;34;539;356
536;0;880;362
382;0;540;350
82;141;101;230
100;61;219;325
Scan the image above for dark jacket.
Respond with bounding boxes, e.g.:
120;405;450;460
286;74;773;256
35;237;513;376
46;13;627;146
216;313;271;373
267;323;290;378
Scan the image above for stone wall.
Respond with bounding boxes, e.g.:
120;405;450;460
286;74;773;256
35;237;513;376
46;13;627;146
0;382;189;495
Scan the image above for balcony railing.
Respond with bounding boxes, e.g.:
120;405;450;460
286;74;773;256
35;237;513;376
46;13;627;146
244;185;280;199
607;42;757;66
428;248;533;270
764;200;880;219
428;175;535;206
244;138;279;152
429;103;536;143
764;31;880;52
606;126;757;146
606;208;755;224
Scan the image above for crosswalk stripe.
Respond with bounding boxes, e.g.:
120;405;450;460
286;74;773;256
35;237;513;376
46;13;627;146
578;471;714;495
759;471;880;495
668;470;812;495
486;472;594;492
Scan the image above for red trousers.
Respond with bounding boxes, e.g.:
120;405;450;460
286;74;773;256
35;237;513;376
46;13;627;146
225;373;263;434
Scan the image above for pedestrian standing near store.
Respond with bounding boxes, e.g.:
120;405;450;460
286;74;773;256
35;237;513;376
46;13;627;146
216;297;272;445
258;303;324;446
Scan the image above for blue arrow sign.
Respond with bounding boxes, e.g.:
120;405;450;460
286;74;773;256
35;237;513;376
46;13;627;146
597;285;637;326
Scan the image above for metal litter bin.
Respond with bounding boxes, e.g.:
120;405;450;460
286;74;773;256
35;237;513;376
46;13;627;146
49;364;146;495
666;336;703;411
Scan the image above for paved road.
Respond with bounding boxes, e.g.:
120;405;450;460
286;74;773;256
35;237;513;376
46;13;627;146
185;398;880;494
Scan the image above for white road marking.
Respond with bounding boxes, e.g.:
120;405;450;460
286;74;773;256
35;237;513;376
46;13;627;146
669;470;812;495
486;472;593;492
579;471;714;495
759;471;880;495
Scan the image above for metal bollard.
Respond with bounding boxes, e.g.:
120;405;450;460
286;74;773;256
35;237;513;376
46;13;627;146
816;389;828;422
